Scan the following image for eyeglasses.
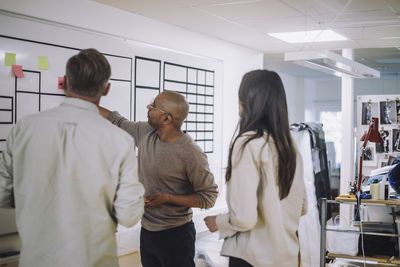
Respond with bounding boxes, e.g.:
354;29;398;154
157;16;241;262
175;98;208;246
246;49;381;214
147;103;173;119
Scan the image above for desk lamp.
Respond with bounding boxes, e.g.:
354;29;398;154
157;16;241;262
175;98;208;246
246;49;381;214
354;117;382;221
357;118;383;194
357;117;383;193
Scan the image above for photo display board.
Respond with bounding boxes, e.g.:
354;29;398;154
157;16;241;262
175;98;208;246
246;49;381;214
357;94;400;173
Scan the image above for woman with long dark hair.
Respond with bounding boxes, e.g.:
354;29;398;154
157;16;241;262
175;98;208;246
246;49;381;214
204;70;307;267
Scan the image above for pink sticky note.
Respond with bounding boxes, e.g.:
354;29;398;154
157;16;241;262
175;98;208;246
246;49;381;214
12;65;24;78
58;76;64;90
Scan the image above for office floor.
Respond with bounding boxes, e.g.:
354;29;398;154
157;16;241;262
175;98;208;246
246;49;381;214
118;231;228;267
118;233;387;267
195;232;228;266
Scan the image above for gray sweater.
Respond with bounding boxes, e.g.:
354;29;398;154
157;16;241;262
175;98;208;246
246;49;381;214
108;112;218;231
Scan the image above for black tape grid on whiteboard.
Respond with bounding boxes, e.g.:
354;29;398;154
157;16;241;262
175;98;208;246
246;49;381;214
163;61;214;153
0;34;133;121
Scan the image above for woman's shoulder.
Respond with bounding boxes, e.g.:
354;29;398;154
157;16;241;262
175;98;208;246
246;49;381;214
238;131;273;144
234;131;274;153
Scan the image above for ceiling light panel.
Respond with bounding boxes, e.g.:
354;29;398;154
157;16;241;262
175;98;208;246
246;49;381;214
269;30;347;43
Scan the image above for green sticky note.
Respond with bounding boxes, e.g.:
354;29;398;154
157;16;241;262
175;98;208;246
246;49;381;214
38;56;49;70
5;52;16;66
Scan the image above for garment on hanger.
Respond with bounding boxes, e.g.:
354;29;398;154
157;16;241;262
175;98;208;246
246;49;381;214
291;122;332;221
291;128;321;267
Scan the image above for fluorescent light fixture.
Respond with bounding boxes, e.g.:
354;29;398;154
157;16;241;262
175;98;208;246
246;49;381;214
284;50;380;78
269;30;347;43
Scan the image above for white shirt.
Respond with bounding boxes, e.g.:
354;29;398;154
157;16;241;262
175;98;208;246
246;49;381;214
216;132;307;267
0;98;145;267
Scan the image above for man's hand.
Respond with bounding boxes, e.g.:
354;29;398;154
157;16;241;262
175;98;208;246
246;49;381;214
204;216;218;232
145;192;170;208
98;106;111;118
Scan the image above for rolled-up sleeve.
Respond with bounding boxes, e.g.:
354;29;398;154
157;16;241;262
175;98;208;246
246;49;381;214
107;112;153;147
0;128;15;208
186;148;218;209
114;142;145;227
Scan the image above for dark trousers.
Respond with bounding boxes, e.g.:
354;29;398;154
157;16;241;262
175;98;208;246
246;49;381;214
229;256;253;267
140;221;196;267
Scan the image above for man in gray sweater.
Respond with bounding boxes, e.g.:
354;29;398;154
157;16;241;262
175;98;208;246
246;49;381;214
99;91;218;267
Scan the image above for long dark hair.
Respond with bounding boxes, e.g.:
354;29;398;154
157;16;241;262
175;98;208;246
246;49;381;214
226;70;297;200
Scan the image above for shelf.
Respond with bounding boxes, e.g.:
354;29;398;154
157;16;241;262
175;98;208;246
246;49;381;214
327;253;400;265
335;197;400;206
320;198;400;267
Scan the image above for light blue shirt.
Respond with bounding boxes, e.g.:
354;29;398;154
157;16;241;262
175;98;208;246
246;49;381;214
0;98;144;267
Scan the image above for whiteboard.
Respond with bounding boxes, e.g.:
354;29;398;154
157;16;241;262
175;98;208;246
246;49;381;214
0;13;223;255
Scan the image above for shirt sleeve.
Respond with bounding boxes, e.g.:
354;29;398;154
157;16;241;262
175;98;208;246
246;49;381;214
0;127;15;208
107;111;153;147
216;138;259;239
185;146;218;209
113;142;145;227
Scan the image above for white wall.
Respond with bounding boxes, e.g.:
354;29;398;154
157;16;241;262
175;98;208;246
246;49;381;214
355;75;400;96
304;78;317;122
313;74;399;104
278;72;307;124
271;71;314;124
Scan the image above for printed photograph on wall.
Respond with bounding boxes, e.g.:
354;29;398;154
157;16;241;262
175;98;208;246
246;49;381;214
376;128;390;153
362;145;377;166
361;101;378;125
380;100;397;125
393;129;400;152
378;159;388;168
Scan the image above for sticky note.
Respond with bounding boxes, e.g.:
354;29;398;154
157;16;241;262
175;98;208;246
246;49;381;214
38;56;49;70
58;76;64;90
12;65;24;78
5;52;16;66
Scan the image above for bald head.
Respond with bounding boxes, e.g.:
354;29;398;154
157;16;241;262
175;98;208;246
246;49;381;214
157;91;189;128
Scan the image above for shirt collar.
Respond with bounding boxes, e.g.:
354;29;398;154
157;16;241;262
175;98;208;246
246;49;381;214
61;97;99;113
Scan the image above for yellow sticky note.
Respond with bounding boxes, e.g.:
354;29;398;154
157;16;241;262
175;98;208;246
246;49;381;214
38;56;49;70
5;52;16;66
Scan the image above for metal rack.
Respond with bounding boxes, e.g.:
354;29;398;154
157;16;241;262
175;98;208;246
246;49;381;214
320;197;400;267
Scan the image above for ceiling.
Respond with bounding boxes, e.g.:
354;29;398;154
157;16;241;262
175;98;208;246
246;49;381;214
94;0;400;77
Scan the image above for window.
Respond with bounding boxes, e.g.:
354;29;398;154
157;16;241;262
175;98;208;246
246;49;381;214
320;111;342;170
